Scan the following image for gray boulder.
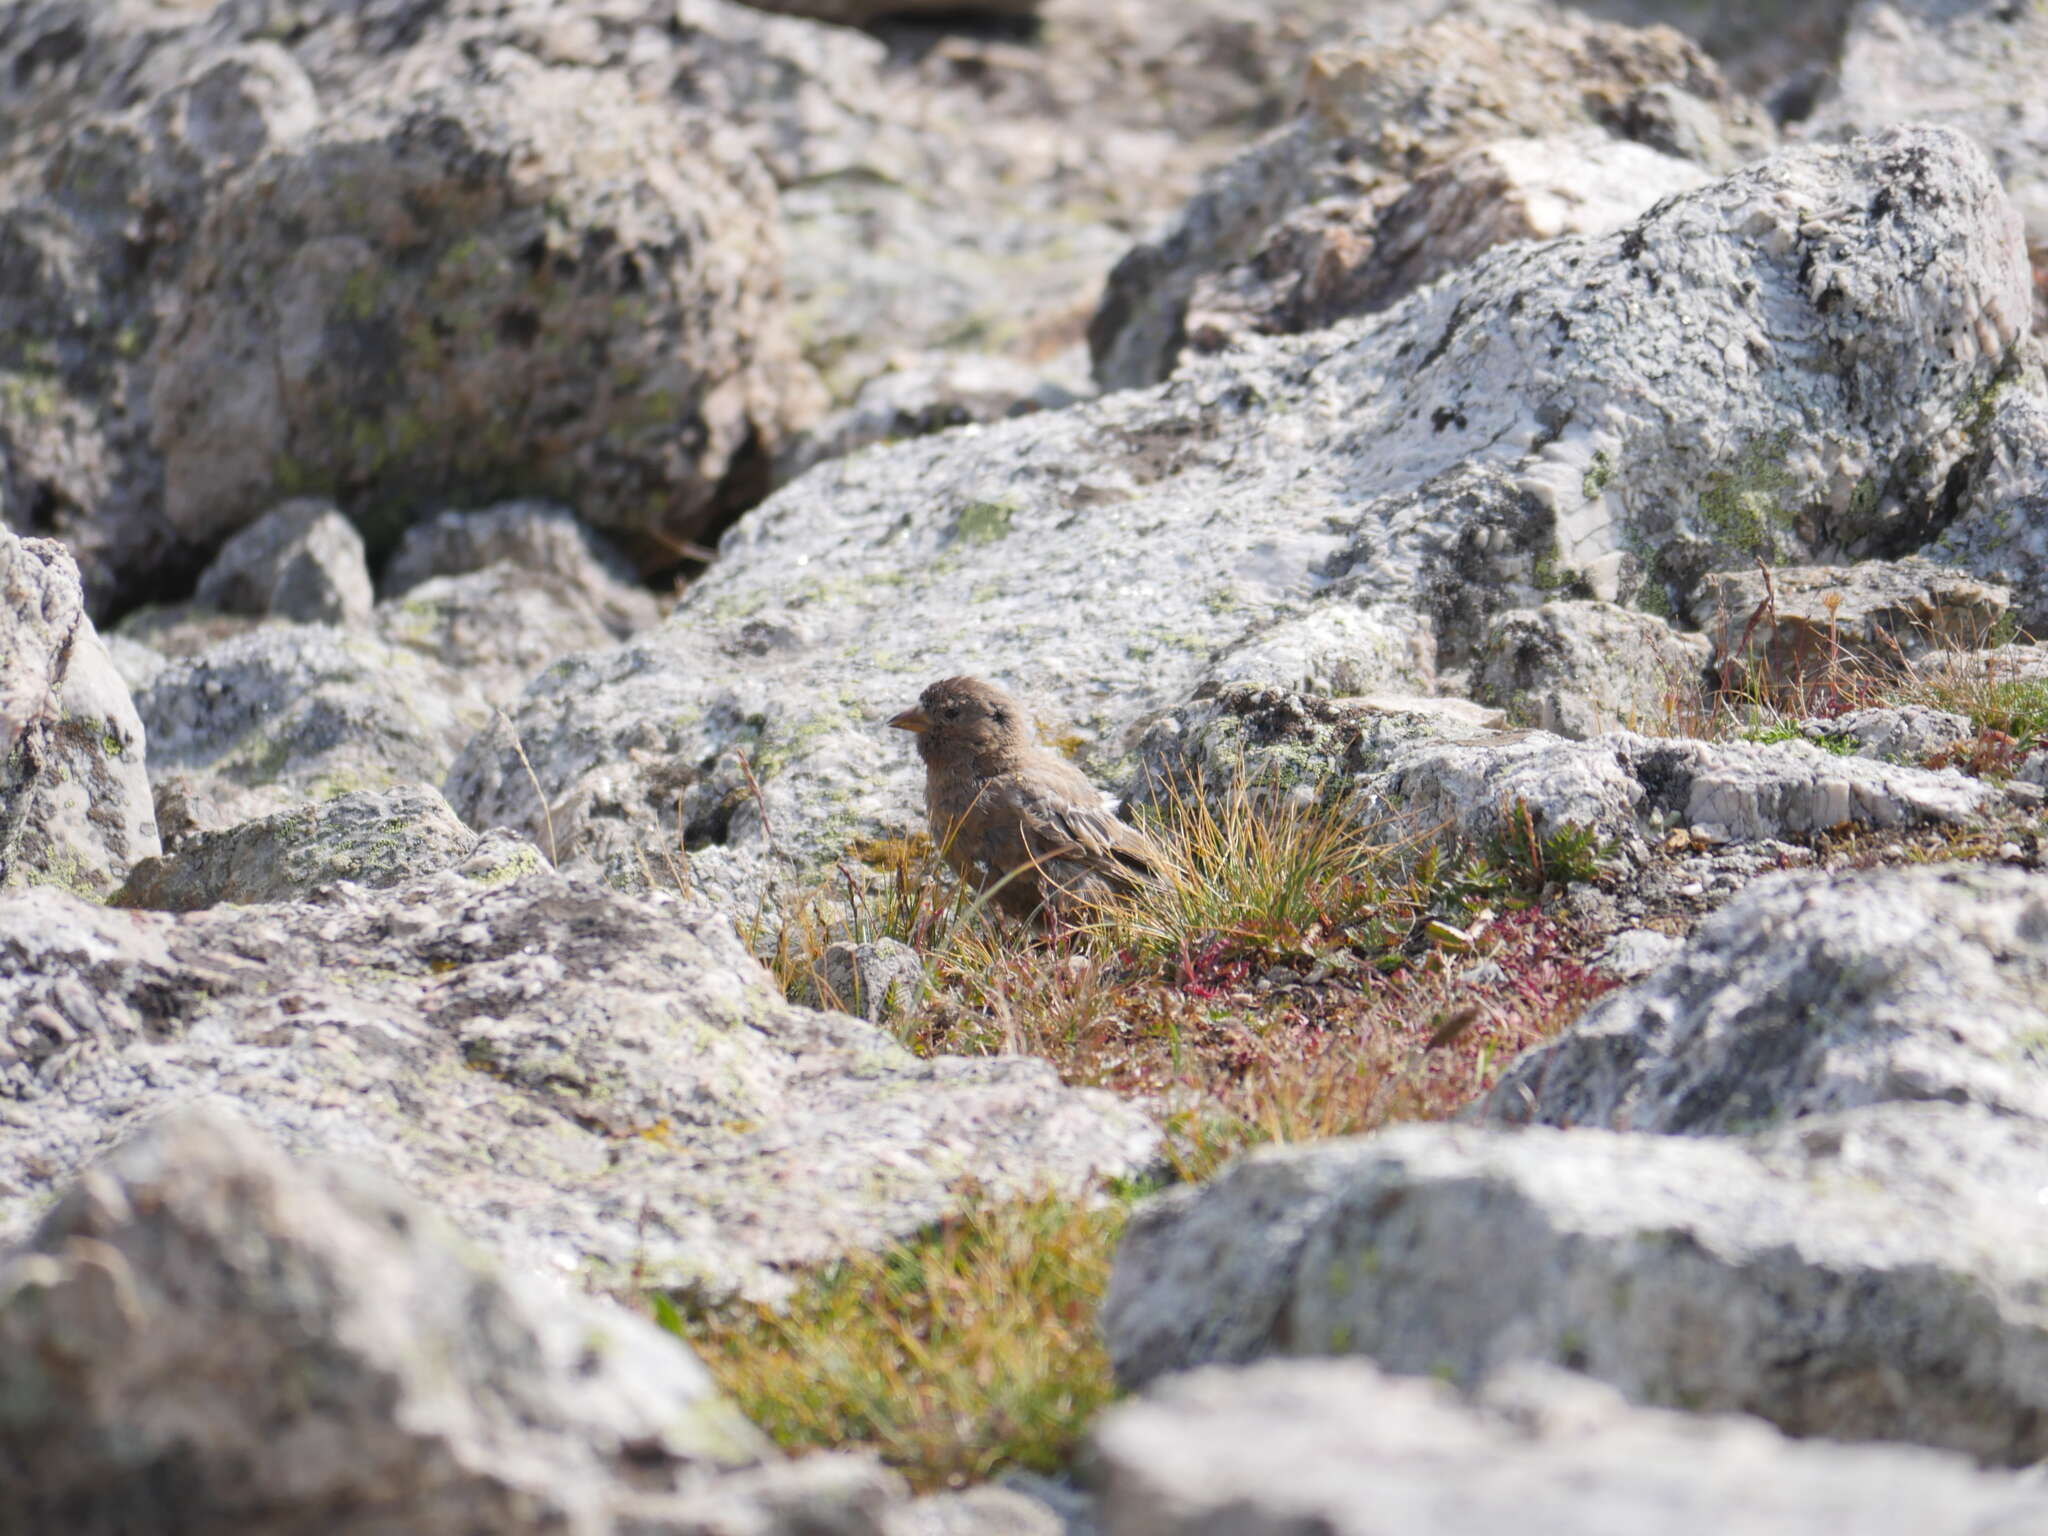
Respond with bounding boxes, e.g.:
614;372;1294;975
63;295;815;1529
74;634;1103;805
1132;686;2004;864
1093;1358;2048;1536
1102;1102;2048;1463
193;496;375;627
742;0;1040;23
817;938;930;1025
1090;5;1774;389
375;566;648;711
379;500;661;637
1801;705;1975;763
0;39;322;613
1564;0;1858;99
1474;600;1712;739
135;623;489;801
1199;602;1440;699
1927;388;2048;636
1806;0;2048;322
1916;641;2048;684
112;784;498;911
150;48;821;576
1179;132;1711;367
374;501;667;706
0;1104;922;1535
452;127;2031;909
1483;864;2048;1134
0;531;157;897
781;354;1086;481
0;863;1159;1301
149;772;310;855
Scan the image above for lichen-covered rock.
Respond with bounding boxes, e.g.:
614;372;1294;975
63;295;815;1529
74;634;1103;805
0;531;157;897
1610;732;2000;842
1566;0;1858;100
1089;6;1774;389
21;1118;719;1501
151;48;821;575
1483;864;2048;1135
1130;686;2003;862
1801;705;1974;762
1102;1102;2048;1464
780;353;1086;481
193;496;375;627
743;0;1039;23
135;623;489;800
1199;603;1438;699
111;784;491;911
818;938;929;1024
1590;927;1683;980
0;865;1160;1301
113;605;267;660
1805;0;2048;323
379;501;661;636
0;1104;907;1535
1181;133;1711;363
1696;558;2013;685
1092;1358;2048;1536
451;128;2031;911
372;501;663;706
375;567;642;711
2;0;1406;565
1915;640;2048;684
149;771;330;855
1473;600;1711;739
0;38;324;613
1925;388;2048;633
886;1485;1067;1536
101;633;169;695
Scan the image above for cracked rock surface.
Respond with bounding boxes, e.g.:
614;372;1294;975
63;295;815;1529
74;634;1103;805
0;862;1160;1304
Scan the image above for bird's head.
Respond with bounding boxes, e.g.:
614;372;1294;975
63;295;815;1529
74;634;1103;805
889;676;1027;769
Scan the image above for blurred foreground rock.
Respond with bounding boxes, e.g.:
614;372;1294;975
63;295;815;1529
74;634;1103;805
1105;1102;2048;1462
1093;1360;2048;1536
0;861;1158;1302
0;1105;922;1536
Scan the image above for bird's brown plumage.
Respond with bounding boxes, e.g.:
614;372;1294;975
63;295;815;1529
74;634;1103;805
889;676;1163;925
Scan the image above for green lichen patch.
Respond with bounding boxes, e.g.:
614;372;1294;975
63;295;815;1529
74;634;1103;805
950;500;1017;546
1696;431;1798;558
1581;449;1614;501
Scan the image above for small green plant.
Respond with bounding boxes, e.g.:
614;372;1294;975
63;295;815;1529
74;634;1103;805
1736;720;1856;755
1481;800;1616;895
661;1190;1127;1491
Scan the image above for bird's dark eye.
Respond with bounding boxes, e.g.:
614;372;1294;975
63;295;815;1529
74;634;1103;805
942;704;961;720
989;708;1007;725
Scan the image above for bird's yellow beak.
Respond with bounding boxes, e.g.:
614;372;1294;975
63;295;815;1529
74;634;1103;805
889;706;931;735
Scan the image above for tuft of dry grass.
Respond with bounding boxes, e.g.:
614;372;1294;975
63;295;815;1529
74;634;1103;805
1669;591;2047;781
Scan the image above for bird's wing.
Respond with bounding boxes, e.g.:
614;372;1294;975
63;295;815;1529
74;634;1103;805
999;767;1165;883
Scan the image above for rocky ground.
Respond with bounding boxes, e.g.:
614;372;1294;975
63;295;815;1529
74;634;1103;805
6;0;2048;1532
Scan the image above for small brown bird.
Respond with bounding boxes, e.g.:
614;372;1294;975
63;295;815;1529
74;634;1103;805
889;676;1164;925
